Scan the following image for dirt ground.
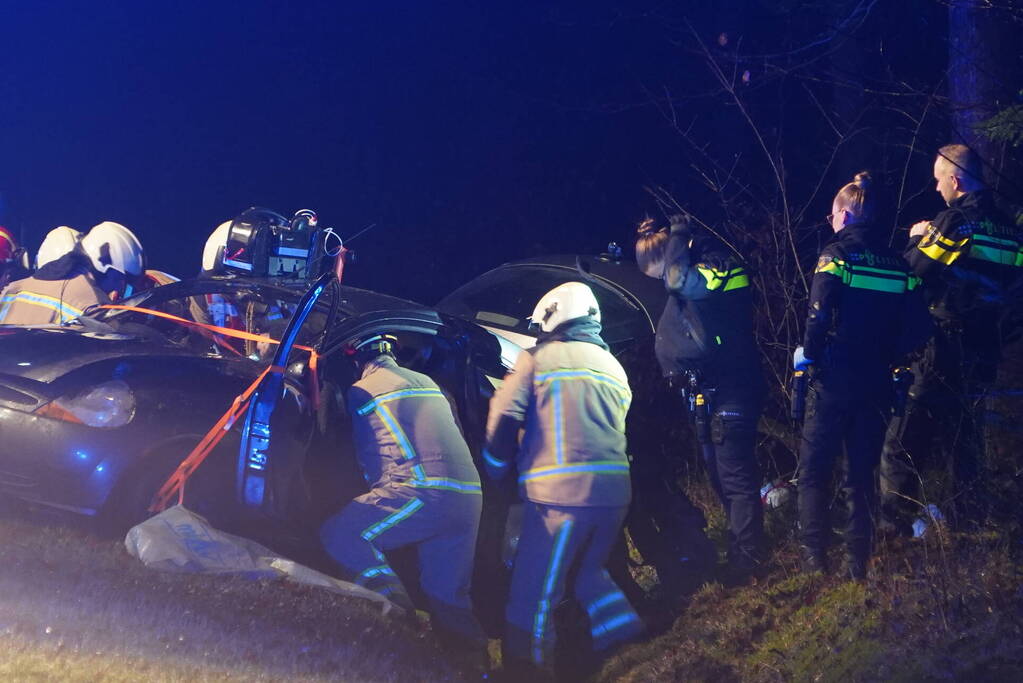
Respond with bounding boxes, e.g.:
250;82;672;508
0;499;466;683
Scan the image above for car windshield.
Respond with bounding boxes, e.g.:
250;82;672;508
87;280;331;359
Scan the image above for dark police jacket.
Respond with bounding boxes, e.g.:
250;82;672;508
904;190;1021;330
804;223;932;383
654;224;764;397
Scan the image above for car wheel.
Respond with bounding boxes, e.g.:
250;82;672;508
93;436;208;537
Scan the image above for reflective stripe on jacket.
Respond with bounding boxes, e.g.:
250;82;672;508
0;274;107;325
486;339;632;507
804;223;932;373
347;355;481;494
904;190;1021;321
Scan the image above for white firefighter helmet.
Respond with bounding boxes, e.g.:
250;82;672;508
35;226;83;269
202;221;232;273
81;221;144;276
529;281;601;333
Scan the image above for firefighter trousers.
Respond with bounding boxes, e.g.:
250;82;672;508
504;502;644;669
320;483;485;645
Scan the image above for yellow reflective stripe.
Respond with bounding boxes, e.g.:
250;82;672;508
816;260;843;277
533;368;630;397
918;230;970;265
695;265;749;291
0;290;86;322
721;274;749;291
816;258;909;293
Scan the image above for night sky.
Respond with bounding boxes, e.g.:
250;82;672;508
1;2;1006;303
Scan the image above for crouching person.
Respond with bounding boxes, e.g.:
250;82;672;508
485;283;645;678
319;334;486;655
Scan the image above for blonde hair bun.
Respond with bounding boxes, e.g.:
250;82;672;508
853;171;872;190
636;217;661;236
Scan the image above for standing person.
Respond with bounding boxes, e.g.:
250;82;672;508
880;144;1022;532
484;282;644;678
635;214;766;579
0;221;143;325
795;172;931;578
319;334;487;658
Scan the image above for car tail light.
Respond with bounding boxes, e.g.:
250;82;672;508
35;380;136;428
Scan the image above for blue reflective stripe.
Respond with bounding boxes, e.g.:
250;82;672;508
406;477;482;494
483;449;509;470
375;404;418;462
356;388;445;415
0;291;85;322
591;611;641;640
361;497;424;541
586;591;628;619
552;379;564;465
357;565;397;585
533;520;574;665
534;369;629;395
520;461;630;483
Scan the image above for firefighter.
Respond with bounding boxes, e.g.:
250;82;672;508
794;172;931;578
35;226;82;270
880;145;1022;532
0;225;29;289
319;334;487;654
0;221;143;325
485;282;644;677
635;214;766;578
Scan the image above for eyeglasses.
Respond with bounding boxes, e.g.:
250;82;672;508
826;209;850;224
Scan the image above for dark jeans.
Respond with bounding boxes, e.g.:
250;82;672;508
880;325;993;529
702;390;764;561
798;375;889;559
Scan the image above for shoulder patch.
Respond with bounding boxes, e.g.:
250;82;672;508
919;223;941;248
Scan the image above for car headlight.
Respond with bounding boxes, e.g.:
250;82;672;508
35;380;136;428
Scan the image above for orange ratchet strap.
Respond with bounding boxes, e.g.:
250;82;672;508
97;304;315;353
115;301;320;512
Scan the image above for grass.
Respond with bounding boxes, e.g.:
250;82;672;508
0;500;465;682
596;512;1023;683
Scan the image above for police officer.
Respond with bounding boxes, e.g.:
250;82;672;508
485;282;644;677
795;172;931;578
880;144;1022;532
319;333;487;653
0;221;143;325
635;214;766;578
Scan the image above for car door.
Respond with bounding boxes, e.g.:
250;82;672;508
236;273;337;516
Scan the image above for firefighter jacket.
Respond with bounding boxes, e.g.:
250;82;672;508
0;255;108;325
484;318;633;507
905;190;1021;324
347;354;482;495
804;222;932;379
654;225;764;396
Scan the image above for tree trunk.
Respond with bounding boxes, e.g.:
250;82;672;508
947;0;1004;176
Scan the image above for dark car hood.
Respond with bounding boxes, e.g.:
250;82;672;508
0;326;203;383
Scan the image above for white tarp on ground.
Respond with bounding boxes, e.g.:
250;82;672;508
125;505;396;615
